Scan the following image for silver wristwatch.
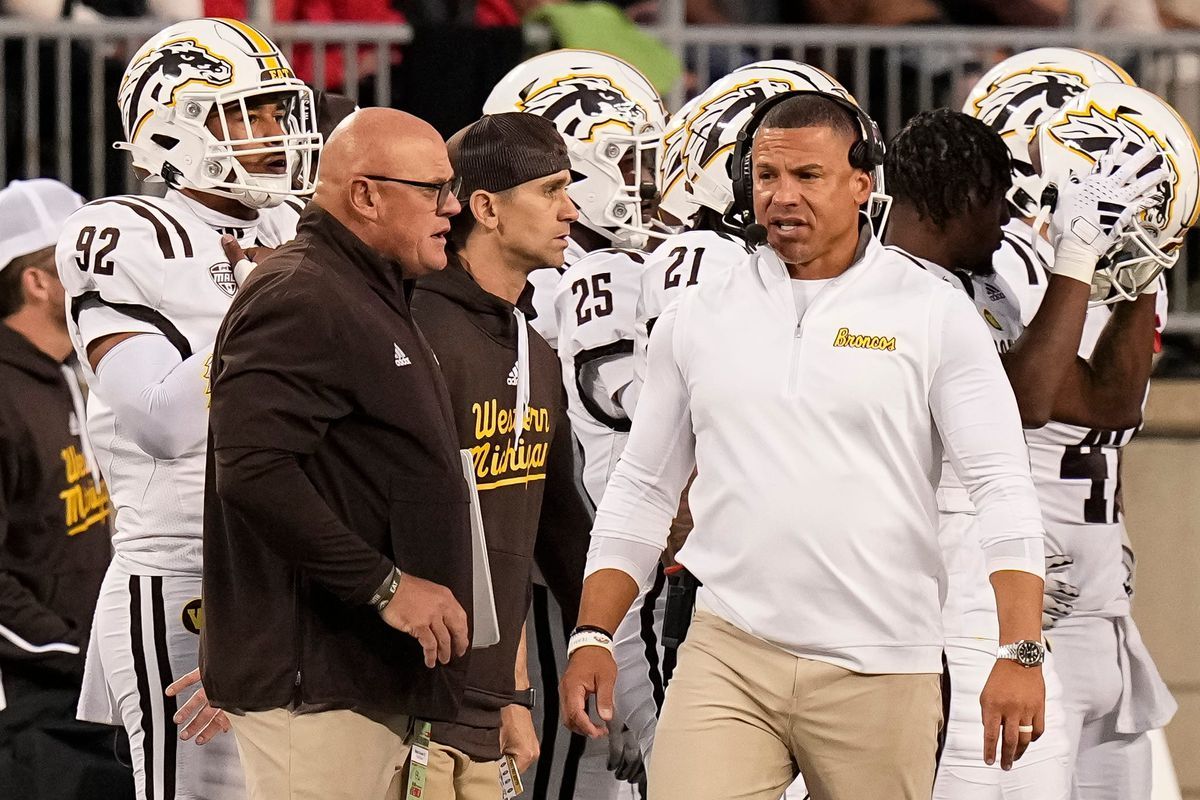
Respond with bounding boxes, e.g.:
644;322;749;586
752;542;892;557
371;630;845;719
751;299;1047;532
997;640;1045;667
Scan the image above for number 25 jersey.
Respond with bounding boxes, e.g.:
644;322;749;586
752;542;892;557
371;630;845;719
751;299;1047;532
553;247;647;506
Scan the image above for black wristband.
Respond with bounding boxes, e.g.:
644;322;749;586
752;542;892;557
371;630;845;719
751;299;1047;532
369;567;401;613
569;624;613;640
510;688;537;709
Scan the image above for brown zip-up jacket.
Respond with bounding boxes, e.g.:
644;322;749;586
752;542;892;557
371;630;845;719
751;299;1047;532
201;204;473;720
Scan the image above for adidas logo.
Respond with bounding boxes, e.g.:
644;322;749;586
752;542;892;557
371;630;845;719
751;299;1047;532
394;343;411;367
507;363;519;386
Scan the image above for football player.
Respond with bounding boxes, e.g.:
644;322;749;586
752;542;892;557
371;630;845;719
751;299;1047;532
484;49;667;800
884;107;1172;799
967;53;1197;798
54;18;320;800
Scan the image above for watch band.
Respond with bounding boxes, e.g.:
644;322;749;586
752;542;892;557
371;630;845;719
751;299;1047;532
510;688;537;709
997;639;1045;667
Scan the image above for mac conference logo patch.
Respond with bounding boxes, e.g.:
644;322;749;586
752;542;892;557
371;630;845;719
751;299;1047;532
210;262;238;297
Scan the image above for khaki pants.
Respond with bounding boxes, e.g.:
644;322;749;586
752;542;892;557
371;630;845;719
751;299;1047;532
228;707;412;800
419;741;503;800
649;612;942;800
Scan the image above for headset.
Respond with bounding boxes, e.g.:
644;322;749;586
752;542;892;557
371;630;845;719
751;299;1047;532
724;90;886;243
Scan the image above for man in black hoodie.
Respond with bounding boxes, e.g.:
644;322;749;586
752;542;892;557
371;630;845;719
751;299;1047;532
0;179;131;798
410;112;592;798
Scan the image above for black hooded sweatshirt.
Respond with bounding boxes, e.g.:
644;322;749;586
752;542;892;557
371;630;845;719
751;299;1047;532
0;323;111;683
412;256;591;761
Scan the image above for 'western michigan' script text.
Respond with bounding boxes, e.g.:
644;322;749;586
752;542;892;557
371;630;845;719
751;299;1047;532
471;399;551;490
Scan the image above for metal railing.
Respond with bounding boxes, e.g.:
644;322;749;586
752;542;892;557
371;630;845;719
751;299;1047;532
2;18;1199;328
649;24;1200;331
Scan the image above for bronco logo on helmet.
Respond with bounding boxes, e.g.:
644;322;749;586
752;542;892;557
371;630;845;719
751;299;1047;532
516;75;648;141
685;79;802;177
121;39;234;140
1046;103;1177;231
970;68;1093;136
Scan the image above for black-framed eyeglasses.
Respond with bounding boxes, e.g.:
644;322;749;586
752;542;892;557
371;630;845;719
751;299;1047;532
364;174;462;210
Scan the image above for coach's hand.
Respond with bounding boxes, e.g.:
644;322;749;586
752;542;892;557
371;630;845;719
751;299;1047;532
166;668;230;746
980;659;1045;771
380;573;469;668
500;703;540;773
560;646;616;739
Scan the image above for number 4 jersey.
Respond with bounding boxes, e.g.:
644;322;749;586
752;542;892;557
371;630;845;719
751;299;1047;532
55;189;301;575
993;219;1168;618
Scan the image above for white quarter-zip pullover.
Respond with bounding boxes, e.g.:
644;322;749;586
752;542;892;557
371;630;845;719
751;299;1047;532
587;232;1044;674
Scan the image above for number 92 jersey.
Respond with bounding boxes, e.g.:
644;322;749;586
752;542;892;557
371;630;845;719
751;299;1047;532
54;190;301;574
553;247;649;506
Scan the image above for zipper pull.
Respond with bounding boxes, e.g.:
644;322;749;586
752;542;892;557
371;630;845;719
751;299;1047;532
295;669;302;687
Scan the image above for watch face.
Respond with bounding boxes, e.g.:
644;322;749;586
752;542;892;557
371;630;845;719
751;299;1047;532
1015;640;1044;666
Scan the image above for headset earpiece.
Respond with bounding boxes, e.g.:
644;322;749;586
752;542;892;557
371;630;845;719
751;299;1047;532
720;89;885;241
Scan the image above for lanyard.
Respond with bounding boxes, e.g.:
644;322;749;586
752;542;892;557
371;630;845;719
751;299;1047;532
404;720;432;799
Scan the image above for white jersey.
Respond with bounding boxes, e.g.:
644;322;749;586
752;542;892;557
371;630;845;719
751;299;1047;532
526;237;587;349
890;247;1028;639
553;246;648;505
55;190;301;575
993;219;1168;617
633;230;752;400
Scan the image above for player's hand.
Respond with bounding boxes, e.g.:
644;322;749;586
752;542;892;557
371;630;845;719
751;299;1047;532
606;723;646;783
559;646;616;739
379;573;469;668
166;668;230;745
980;659;1045;771
1050;142;1169;282
1122;544;1136;598
220;235;259;287
500;703;540;773
1042;553;1079;629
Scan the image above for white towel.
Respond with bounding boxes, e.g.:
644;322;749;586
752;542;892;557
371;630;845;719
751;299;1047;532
1115;614;1177;734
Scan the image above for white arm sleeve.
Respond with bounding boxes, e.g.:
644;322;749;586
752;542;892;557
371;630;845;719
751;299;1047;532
930;291;1045;579
589;355;637;421
88;327;212;461
587;303;697;581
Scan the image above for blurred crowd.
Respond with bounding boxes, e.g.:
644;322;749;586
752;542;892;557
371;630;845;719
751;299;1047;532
1;0;1198;369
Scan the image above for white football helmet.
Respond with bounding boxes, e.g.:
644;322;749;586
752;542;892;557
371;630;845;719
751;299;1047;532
116;18;321;209
484;49;667;248
683;60;890;231
964;47;1136;217
1033;83;1200;303
657;95;702;231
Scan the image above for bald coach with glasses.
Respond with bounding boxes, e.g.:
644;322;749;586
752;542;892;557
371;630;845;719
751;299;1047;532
202;108;474;800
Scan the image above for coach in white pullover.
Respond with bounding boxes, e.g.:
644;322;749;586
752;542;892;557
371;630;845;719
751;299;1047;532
560;93;1047;800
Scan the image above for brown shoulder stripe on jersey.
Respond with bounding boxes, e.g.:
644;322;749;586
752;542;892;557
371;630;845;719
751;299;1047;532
596;248;646;264
1002;232;1041;287
92;199;175;259
126;196;194;259
69;292;193;360
284;198;305;215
